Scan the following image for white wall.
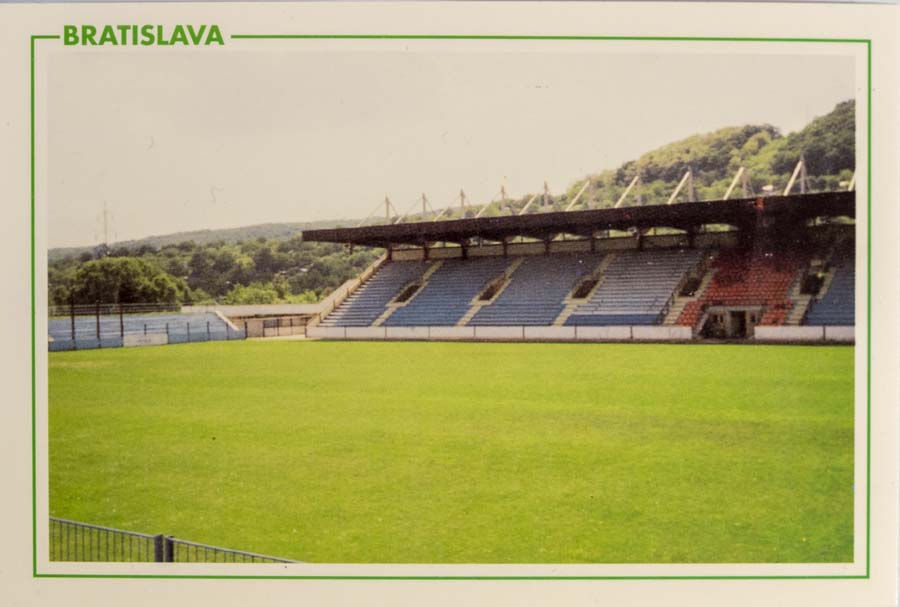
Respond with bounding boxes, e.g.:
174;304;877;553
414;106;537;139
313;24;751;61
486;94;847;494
574;326;631;340
123;333;168;347
429;327;476;340
385;327;430;340
305;324;855;344
523;326;576;340
632;326;692;341
473;326;525;340
345;327;387;340
754;326;826;341
824;326;855;342
306;326;346;339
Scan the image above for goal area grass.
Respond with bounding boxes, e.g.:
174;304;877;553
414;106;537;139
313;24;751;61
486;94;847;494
49;340;854;563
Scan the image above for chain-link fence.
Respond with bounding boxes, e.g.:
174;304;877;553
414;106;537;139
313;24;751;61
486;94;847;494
50;517;295;563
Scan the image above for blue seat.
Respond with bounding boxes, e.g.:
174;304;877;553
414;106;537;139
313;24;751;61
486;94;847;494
385;257;513;326
564;249;703;326
469;253;604;326
323;261;432;327
805;257;855;326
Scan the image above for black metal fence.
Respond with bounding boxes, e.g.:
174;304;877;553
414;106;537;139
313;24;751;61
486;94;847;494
50;517;295;564
48;302;248;352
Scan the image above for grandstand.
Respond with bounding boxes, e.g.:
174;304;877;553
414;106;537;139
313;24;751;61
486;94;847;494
304;191;857;342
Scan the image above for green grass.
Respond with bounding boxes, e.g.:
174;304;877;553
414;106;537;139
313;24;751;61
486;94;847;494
49;340;854;564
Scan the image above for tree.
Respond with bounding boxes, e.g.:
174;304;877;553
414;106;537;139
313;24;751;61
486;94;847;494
221;282;280;304
70;257;189;304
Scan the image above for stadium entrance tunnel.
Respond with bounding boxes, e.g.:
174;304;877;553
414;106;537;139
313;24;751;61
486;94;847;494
701;307;761;339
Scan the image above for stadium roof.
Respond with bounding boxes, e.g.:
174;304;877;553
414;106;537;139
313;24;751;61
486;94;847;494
302;191;855;249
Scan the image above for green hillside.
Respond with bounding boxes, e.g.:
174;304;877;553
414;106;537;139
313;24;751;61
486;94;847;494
48;219;351;263
466;99;855;217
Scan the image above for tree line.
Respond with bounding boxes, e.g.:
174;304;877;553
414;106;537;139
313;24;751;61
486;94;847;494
49;238;379;306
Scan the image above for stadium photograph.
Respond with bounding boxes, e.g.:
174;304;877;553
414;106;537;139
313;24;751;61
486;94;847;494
44;43;859;567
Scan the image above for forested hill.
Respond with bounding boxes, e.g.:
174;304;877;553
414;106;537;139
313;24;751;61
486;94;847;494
560;99;854;210
48;99;854;307
48;219;351;263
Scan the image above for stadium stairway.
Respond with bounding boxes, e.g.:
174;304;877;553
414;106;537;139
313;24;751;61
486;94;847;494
564;249;704;326
553;254;614;326
466;254;606;326
373;261;445;327
784;270;817;325
457;257;525;326
320;260;436;327
662;252;718;324
383;256;516;326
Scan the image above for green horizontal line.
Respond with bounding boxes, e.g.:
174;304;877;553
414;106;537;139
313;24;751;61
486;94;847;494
230;34;869;44
35;574;868;580
32;35;60;40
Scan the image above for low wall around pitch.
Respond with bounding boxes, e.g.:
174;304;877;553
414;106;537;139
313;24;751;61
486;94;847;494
306;324;855;344
754;326;856;343
574;326;632;340
429;327;476;340
308;325;698;343
345;327;387;340
632;326;693;341
824;326;855;342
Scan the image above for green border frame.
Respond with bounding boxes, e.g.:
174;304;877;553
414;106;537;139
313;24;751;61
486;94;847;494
30;32;872;580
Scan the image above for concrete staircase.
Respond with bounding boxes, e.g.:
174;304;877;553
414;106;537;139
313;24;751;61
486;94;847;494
307;253;388;329
785;264;835;325
457;257;524;326
372;260;444;327
553;254;615;326
663;254;717;325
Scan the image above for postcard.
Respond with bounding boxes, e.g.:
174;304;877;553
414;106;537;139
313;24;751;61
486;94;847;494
0;2;897;605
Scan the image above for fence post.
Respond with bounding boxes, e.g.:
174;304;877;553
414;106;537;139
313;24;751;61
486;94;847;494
166;323;169;338
187;322;191;342
70;297;76;345
153;534;165;562
244;320;248;339
164;536;175;562
207;321;210;340
95;302;101;347
144;323;147;336
119;304;124;338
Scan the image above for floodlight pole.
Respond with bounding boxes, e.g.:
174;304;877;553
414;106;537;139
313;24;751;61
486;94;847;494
384;196;401;222
722;167;750;200
614;174;641;209
723;167;744;200
565;179;592;212
667;169;693;205
783;155;809;196
518;192;540;216
356;199;384;228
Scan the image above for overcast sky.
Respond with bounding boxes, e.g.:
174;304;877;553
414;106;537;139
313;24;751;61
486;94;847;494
47;50;854;248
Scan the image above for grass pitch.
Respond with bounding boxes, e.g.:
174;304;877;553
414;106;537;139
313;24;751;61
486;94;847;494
49;340;854;563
